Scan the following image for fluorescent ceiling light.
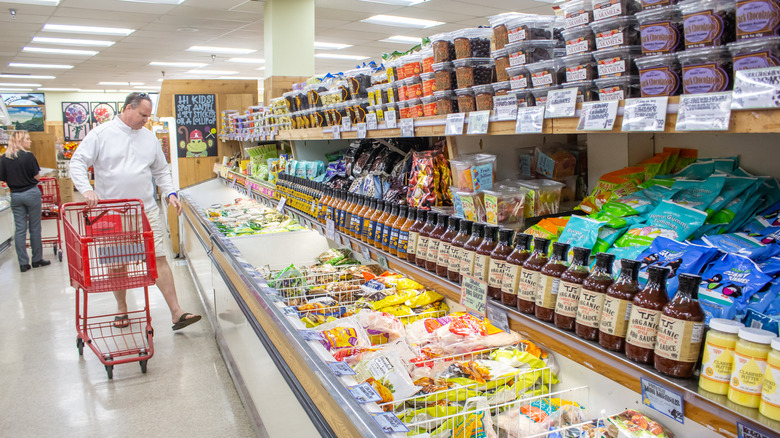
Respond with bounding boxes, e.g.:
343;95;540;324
134;85;161;89
43;24;135;36
256;67;265;71
314;42;352;50
0;74;56;79
119;0;185;4
9;62;72;69
37;87;80;91
23;47;98;56
380;35;423;44
32;37;114;47
227;57;265;64
1;0;59;4
0;83;43;87
362;15;443;28
187;69;238;75
314;53;369;60
78;89;108;92
99;82;144;85
218;76;263;80
186;46;256;55
149;61;207;67
359;0;428;5
0;88;34;92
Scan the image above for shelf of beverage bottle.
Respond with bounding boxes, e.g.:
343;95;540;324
214;168;778;437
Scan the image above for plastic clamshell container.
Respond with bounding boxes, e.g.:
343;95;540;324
506;40;559;66
507;65;532;89
431;32;456;63
434;90;459;115
526;59;564;87
636;6;684;55
511;89;537;107
589;15;640;50
484;186;529;229
635;53;682;96
516;179;566;217
530;84;562;106
491;12;528;49
493;48;511;81
562;0;595;29
594;75;641;100
679;0;735;49
455;87;477;113
562;26;597;55
677;45;732;94
451;154;498;192
473;84;496;111
562;79;597;102
453;57;495;88
433;61;457;91
727;37;780;71
457;190;487;223
592;0;641;21
420;48;435;73
561;53;597;82
453;28;494;59
593;45;642;77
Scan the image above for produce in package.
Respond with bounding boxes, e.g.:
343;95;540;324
353;351;421;409
607;410;674;438
517;179;565;217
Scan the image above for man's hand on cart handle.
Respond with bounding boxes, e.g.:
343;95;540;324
84;190;100;208
168;193;182;216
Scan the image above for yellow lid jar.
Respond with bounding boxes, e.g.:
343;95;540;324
760;338;780;421
728;328;778;408
699;318;744;395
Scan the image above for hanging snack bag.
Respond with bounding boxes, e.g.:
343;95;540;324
670;174;727;210
698;253;774;321
636;237;721;297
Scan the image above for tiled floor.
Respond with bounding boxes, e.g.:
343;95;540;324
0;207;255;437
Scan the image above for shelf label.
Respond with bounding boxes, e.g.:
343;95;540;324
733;67;780;109
325;219;336;241
230;178;237;189
385;110;398;128
342;116;352;132
361;245;372;261
400;118;415;137
326;361;356;376
277;197;286;212
577;100;618;131
487;305;510;333
493;94;518;121
331;125;341;139
676;92;732;131
366;112;378;130
281;306;298;317
460;274;488;316
737;422;775;438
377;254;389;272
445;113;466;135
622;97;669;132
356;122;367;139
347;382;383;404
516;106;545;134
372;412;410;434
545;88;579;118
299;329;325;342
640;378;684;424
467;110;491;135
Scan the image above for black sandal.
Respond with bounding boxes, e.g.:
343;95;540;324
113;315;130;328
172;313;201;331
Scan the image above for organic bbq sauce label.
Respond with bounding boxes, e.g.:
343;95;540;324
626;306;663;350
517;269;539;302
473;254;490;282
655;316;705;362
683;10;725;48
599;296;633;336
737;0;780;39
460;250;477;276
733;50;780;70
488;259;506;288
640;22;681;54
640;66;681;96
536;274;560;309
502;264;522;294
449;247;462;271
416;236;430;261
437;242;451;268
576;289;606;328
682;63;730;94
406;231;419;255
427;239;441;265
555;281;582;318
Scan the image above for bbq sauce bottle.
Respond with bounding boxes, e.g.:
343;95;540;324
655;273;706;378
349;195;364;237
376;202;392;250
599;259;642;352
426;214;449;273
536;242;570;322
406;209;426;264
368;200;385;245
389;205;408;257
381;203;399;252
319;188;331;223
460;224;485;280
416;212;438;268
437;217;460;277
473;226;499;283
575;253;615;341
448;220;473;283
501;233;532;307
517;238;550;314
626;265;671;365
361;198;377;243
396;207;415;258
554;247;591;331
487;229;514;301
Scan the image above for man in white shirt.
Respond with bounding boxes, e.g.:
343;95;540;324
70;92;201;331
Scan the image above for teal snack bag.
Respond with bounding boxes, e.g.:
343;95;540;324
558;215;604;251
708;179;762;225
705;176;758;217
589;210;646;229
600;185;677;218
698;254;774;322
667;160;715;180
638;178;676;190
593;225;629;254
671;174;726;210
607;245;650;275
636;237;721;298
712;157;739;173
645;200;708;241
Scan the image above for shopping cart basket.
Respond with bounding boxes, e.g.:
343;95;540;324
36;177;63;261
62;199;157;379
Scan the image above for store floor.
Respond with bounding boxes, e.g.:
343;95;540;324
0;203;256;437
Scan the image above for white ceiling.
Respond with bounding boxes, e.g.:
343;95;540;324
0;0;556;92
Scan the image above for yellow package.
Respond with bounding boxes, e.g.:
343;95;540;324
393;278;425;291
321;327;360;350
301;315;337;328
383;304;415;317
371;290;418;310
408;290;444;308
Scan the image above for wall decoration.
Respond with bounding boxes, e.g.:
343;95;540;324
8;106;45;132
62;102;91;141
175;93;217;158
2;93;45;106
91;102;117;125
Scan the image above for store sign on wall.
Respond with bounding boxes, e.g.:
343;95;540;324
640;378;684;424
175;94;217;158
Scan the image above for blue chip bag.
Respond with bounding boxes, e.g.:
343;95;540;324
607;245;651;275
702;233;765;255
698;254;774;322
636;237;721;298
743;310;780;335
671;174;726;211
747;280;780;316
558;216;604;252
758;257;780;277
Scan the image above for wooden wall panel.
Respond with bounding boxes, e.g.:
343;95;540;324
263;75;308;103
29;131;56;169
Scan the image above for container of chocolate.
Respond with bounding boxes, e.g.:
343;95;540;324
680;0;736;49
490;13;527;49
493;48;511;81
594;75;642;99
593;45;643;77
592;0;642;21
635;53;683;95
677;45;733;93
453;28;493;59
473;84;497;111
562;26;598;55
431;32;456;63
562;53;598;82
507;65;532;89
590;16;641;50
511;89;537;107
506;14;558;42
527;59;566;87
562;79;598;102
453;58;496;88
736;0;780;40
637;6;685;54
563;0;595;29
433;61;457;91
493;80;513;96
728;36;780;70
506;40;559;66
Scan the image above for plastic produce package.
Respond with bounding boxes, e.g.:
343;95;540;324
353;350;421;408
315;317;372;351
607;409;674;438
517;179;566;217
484;186;528;229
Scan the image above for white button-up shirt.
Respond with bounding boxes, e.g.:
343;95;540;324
70;116;176;212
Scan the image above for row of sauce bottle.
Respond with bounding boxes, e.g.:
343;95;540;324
275;178;706;379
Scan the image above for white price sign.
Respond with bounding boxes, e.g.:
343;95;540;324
348;383;383;404
299;330;325;342
577;100;619;131
342;116;352;131
622;97;669;132
331;125;341;139
493;94;518;120
372;412;410;434
366;112;379;130
466;110;491;135
325;219;336;241
276;197;286;212
445;113;465;135
487;306;510;333
515;106;546;133
732;67;780;109
676;92;733;131
281;306;298;317
326;361;356;376
400;118;415;137
356;122;367;139
385;110;398;128
544;88;579;118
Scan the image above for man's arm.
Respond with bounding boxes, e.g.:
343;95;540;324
149;139;181;214
70;132;99;206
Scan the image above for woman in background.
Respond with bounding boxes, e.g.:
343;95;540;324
0;130;50;272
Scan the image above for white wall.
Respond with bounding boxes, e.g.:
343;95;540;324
43;92;130;122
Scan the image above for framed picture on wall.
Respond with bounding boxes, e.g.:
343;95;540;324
62;102;91;141
2;93;45;107
91;102;117;125
7;105;45;132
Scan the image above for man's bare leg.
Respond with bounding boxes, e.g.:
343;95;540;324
155;255;198;324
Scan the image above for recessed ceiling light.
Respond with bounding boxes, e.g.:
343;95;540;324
256;67;265;71
0;82;43;87
32;37;115;47
187;69;239;75
43;24;135;36
217;76;263;80
149;61;207;67
362;15;443;28
37;87;81;91
9;62;72;69
0;74;56;79
359;0;428;5
23;47;98;56
177;27;199;32
134;85;161;89
226;57;265;64
119;0;186;4
2;0;59;5
314;42;353;50
186;46;256;55
380;35;424;44
99;82;144;86
314;53;370;60
0;88;34;92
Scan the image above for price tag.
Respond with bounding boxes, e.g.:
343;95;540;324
737;422;775;438
325;219;336;240
326;361;356;376
385;110;398;128
372;412;410;434
544;88;579;118
356;122;367;139
487;306;510;333
277;197;287;212
331;125;341;139
577;100;619;131
347;383;383;404
466;110;491;135
342;116;352;131
445;113;466;135
299;329;325;342
515;106;545;134
361;245;372;261
460;274;488;316
281;306;299;317
400;118;415;137
640;378;684;424
230;178;236;189
676;92;733;131
622;97;669;132
493;94;519;120
377;255;389;272
732;67;780;109
366;112;379;130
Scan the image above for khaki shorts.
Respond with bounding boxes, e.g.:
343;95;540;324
145;208;166;258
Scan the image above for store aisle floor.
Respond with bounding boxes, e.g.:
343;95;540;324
0;210;256;437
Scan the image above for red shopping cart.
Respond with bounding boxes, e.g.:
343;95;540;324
62;199;157;379
36;177;63;262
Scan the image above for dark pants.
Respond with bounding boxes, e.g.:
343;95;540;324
10;186;42;266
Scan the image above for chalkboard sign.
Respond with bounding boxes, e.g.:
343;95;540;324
175;94;217;158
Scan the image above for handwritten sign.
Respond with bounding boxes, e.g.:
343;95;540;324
356;122;367;139
460;274;488;316
737;422;775;438
385;110;398;128
577;100;619;131
175;94;217;158
493;95;518;120
640;378;684;424
732;67;780;109
445;113;465;135
545;88;578;118
366;112;378;130
466;110;491;135
622;97;668;132
400;118;415;137
325;219;336;241
331;125;341;139
516;106;545;133
676;92;732;131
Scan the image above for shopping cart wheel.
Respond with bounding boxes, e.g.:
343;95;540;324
139;359;148;374
105;365;114;379
58;250;62;262
76;337;84;356
53;244;57;255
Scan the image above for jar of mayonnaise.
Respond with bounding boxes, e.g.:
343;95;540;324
728;328;777;408
699;319;744;395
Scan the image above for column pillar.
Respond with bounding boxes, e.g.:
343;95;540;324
263;0;315;104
